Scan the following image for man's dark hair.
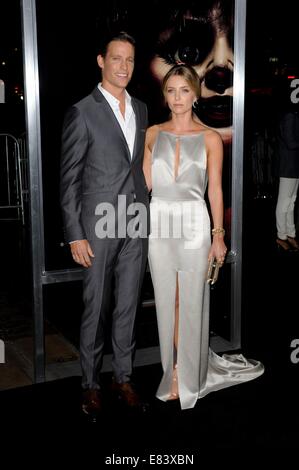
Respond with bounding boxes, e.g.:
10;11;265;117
98;31;136;57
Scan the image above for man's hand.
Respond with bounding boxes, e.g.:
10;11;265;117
70;240;94;267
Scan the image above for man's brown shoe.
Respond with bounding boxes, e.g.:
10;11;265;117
111;381;148;411
82;389;102;420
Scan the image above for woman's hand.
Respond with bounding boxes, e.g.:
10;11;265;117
208;235;227;267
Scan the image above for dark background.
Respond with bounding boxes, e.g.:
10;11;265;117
1;0;298;268
0;0;298;348
0;3;299;454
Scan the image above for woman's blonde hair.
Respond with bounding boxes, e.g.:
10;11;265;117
162;64;201;99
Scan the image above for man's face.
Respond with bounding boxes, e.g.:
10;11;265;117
97;40;135;93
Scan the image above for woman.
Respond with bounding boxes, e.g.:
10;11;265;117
143;64;264;410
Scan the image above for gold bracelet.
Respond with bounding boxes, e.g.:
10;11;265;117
212;227;225;236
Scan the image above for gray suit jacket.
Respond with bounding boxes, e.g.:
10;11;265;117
60;87;149;243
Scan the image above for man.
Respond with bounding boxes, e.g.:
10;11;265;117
60;32;149;419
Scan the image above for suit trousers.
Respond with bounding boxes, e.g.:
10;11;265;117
80;235;148;389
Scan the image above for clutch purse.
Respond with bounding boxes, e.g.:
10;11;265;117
206;257;221;285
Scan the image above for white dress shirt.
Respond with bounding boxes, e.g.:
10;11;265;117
98;83;136;158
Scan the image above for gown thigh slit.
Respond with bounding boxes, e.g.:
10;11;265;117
174;272;179;353
169;272;179;400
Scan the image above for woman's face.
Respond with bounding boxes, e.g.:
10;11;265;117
150;8;234;144
164;75;197;115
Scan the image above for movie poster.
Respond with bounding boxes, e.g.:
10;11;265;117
35;0;234;341
36;0;234;270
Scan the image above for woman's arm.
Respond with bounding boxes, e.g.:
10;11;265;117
206;130;227;265
143;126;157;192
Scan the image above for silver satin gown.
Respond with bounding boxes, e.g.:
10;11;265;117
148;131;264;410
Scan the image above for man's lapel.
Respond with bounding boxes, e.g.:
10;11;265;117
131;98;140;162
92;87;131;163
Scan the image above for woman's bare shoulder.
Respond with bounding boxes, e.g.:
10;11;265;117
146;124;161;148
146;124;160;136
203;128;223;145
204;129;223;149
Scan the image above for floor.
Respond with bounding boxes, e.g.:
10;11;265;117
0;197;299;460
